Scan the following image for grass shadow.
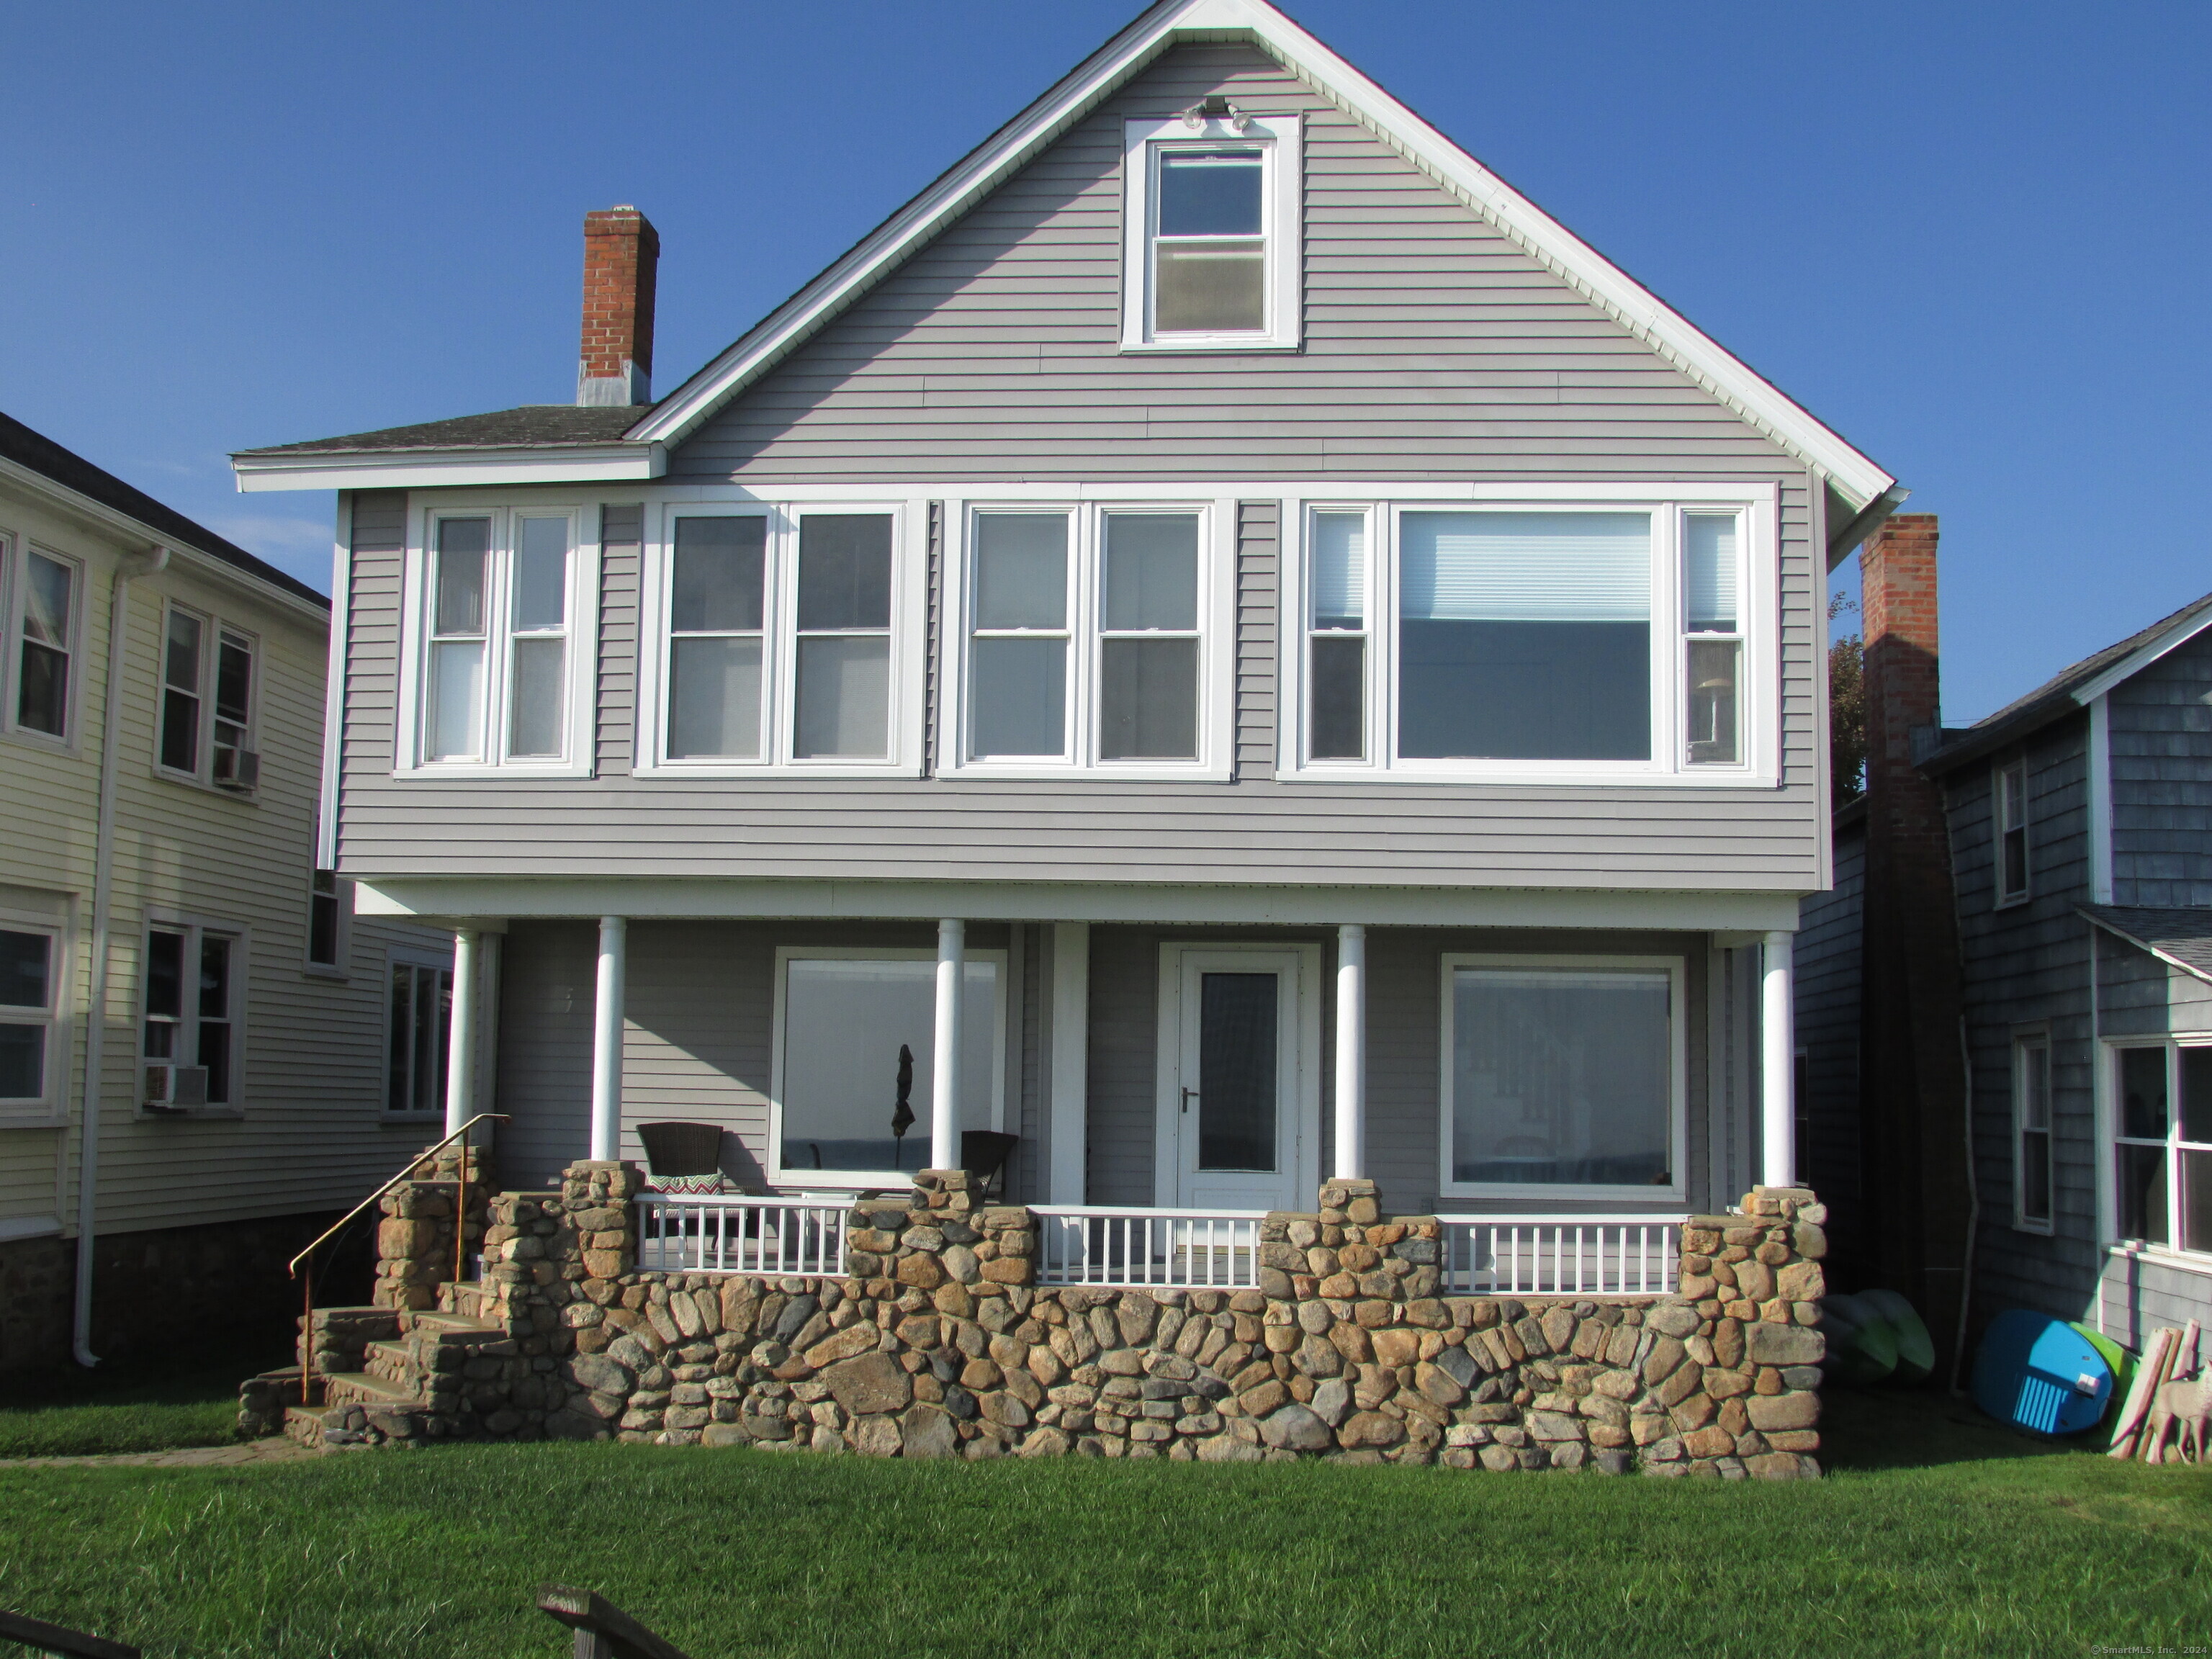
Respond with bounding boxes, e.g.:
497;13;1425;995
1820;1382;2101;1470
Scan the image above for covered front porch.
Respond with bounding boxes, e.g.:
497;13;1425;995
408;899;1807;1299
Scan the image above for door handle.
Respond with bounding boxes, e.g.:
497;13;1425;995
1182;1087;1199;1114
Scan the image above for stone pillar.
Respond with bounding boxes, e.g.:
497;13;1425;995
1334;925;1366;1180
445;926;480;1136
932;919;965;1173
590;917;626;1162
370;1144;487;1310
1761;930;1796;1187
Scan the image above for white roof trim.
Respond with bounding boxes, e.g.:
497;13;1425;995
2080;909;2212;989
2071;603;2212;706
233;443;667;494
634;0;1895;510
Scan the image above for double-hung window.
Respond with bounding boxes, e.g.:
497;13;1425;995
1284;492;1771;783
948;503;1227;775
405;508;592;773
2113;1042;2212;1257
0;924;58;1117
1996;759;2030;904
5;539;79;742
2014;1034;2053;1231
158;606;259;790
1122;113;1300;351
143;920;242;1110
640;504;918;773
386;954;453;1116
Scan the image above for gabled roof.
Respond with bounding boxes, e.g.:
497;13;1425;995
235;0;1897;516
2080;904;2212;986
1922;589;2212;775
1;409;327;610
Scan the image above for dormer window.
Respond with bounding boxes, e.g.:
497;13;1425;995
1122;113;1300;351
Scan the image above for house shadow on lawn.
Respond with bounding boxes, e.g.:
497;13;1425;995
1819;1384;2101;1470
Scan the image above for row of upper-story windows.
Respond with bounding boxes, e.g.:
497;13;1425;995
390;485;1782;788
0;528;265;796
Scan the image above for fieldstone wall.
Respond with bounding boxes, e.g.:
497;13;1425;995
327;1165;1825;1478
372;1146;490;1312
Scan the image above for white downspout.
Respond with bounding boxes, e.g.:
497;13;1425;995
73;546;167;1367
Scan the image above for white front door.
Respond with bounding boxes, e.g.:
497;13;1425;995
1159;945;1318;1213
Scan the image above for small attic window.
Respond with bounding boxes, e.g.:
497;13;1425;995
1122;112;1300;351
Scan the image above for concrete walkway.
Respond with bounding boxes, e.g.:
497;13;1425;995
0;1437;328;1470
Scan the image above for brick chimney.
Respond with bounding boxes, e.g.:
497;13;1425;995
577;206;659;407
1855;513;1974;1378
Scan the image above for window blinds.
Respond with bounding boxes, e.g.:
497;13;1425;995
1399;511;1650;624
1684;513;1738;631
1309;513;1365;626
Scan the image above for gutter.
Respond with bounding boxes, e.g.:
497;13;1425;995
1827;484;1911;572
73;544;168;1367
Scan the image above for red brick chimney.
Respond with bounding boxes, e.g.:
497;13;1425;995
1855;513;1974;1377
577;206;659;407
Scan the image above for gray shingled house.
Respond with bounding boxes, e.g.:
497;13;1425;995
230;0;1897;1289
1799;518;2212;1358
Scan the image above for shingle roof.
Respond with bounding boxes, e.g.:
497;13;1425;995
235;405;651;457
0;410;326;608
1921;589;2212;775
2080;904;2212;984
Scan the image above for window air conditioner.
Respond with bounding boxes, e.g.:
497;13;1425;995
213;748;261;791
144;1064;210;1108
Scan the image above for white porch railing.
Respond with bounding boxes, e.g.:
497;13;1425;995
1033;1205;1267;1290
1437;1215;1684;1297
634;1194;850;1277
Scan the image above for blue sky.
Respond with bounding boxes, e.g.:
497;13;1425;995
1;1;2204;723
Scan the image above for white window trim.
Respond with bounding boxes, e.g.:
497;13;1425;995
1120;113;1302;353
2012;1028;2054;1235
382;943;455;1119
940;496;1237;781
1;537;85;753
0;902;71;1128
1278;484;1781;786
766;943;1008;1192
138;912;249;1118
153;601;262;794
2103;1035;2212;1259
633;500;927;778
1437;950;1689;1205
1995;756;2031;907
393;500;601;778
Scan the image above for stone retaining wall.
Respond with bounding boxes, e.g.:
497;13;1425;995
333;1163;1826;1478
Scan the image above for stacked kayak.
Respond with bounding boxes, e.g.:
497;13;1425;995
1969;1308;2113;1436
1820;1289;1936;1386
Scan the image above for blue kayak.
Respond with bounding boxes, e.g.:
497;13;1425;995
1972;1308;2114;1436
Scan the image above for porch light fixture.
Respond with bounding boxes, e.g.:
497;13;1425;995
1179;95;1251;132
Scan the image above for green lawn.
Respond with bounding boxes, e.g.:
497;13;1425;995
0;1352;269;1461
1;1390;2208;1658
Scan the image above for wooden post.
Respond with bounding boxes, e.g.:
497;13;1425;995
299;1257;314;1407
0;1608;141;1659
536;1586;693;1659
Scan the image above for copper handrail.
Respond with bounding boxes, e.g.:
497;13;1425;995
287;1112;509;1408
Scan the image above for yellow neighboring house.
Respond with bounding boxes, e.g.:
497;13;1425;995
0;410;455;1375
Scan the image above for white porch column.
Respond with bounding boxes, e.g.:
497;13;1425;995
590;915;626;1162
444;926;480;1136
932;919;965;1172
1047;922;1090;1204
1761;929;1796;1188
1334;925;1367;1180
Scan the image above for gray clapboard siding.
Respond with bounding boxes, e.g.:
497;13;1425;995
333;42;1822;894
2099;1251;2212;1351
2111;630;2212;907
597;505;642;778
1792;817;1864;1267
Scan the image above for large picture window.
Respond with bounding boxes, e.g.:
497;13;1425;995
771;948;1004;1186
2112;1041;2212;1256
1284;493;1769;782
950;503;1224;775
640;505;914;774
403;506;592;773
1441;956;1683;1199
1121;114;1302;351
